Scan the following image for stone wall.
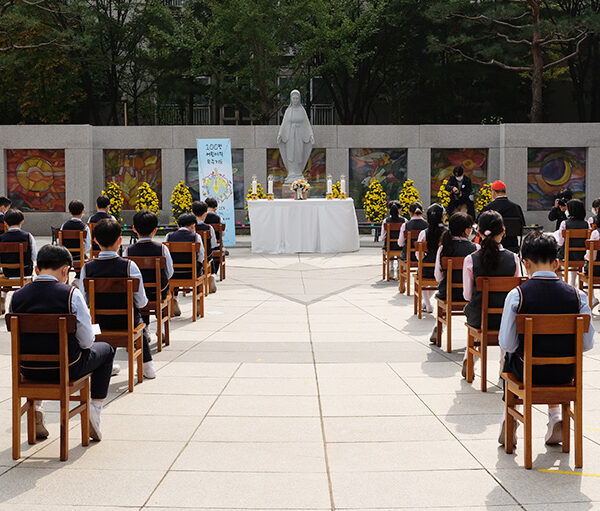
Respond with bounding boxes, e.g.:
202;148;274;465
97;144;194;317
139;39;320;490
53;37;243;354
1;123;599;234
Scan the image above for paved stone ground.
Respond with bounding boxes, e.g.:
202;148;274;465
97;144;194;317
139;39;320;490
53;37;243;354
1;246;600;510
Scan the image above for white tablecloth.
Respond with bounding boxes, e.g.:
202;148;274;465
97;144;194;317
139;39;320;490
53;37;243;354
248;199;360;254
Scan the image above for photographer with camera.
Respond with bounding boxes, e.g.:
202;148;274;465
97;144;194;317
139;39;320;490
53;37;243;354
548;188;572;231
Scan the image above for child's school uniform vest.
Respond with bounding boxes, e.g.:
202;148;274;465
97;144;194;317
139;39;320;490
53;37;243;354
421;226;447;279
83;256;131;331
515;276;580;384
11;279;81;372
464;250;517;330
0;229;33;277
88;211;112;223
167;229;201;279
402;217;428;260
126;240;169;300
196;223;214;257
437;239;477;301
559;218;589;261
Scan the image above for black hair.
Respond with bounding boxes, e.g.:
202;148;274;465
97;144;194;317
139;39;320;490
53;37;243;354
409;202;424;216
205;197;218;209
557;188;573;201
521;232;558;264
425;203;445;255
133;209;159;236
177;212;197;228
192;200;208;217
5;208;24;226
93;218;121;248
567;199;586;221
36;244;72;270
68;200;85;216
592;198;600;210
388;201;401;221
453;166;464;177
97;196;111;209
477;210;504;273
440;212;473;257
0;196;12;208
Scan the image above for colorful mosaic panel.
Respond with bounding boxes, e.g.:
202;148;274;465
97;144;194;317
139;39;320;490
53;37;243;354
267;148;326;198
430;148;488;204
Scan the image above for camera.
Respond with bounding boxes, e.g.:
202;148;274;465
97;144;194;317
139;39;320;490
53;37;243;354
557;199;567;207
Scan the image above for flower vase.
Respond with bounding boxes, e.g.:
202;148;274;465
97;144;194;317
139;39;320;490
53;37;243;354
302;189;310;200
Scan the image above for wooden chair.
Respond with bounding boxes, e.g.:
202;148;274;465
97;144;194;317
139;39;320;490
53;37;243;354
435;257;467;353
578;240;600;307
87;223;101;259
84;278;145;392
198;230;211;296
399;230;424;296
382;222;404;281
164;241;205;321
503;313;589;469
7;313;90;461
413;241;437;319
559;229;590;282
0;242;33;293
125;256;171;352
58;229;87;278
466;276;527;392
211;223;227;280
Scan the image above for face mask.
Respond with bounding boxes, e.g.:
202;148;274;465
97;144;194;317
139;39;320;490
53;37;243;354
456;175;463;182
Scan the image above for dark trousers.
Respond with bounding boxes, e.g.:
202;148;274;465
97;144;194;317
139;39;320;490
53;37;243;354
22;342;115;400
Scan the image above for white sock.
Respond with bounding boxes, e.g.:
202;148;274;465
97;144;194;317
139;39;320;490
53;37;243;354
91;400;103;411
549;407;561;422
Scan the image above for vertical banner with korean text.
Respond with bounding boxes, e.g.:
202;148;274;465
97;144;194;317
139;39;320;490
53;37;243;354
196;139;236;247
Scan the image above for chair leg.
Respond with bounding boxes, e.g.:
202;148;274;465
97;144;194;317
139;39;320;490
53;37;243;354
413;285;418;316
192;285;198;321
199;283;205;318
164;304;171;346
575;401;583;468
436;304;442;348
524;397;532;469
561;403;570;453
81;380;90;447
26;399;35;445
156;309;162;352
505;389;514;454
12;395;21;460
466;333;474;383
128;341;135;392
480;338;487;393
136;336;144;387
406;269;411;296
60;396;69;461
382;254;387;281
446;307;452;353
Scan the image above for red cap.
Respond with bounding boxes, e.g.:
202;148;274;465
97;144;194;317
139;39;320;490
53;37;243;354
491;180;506;191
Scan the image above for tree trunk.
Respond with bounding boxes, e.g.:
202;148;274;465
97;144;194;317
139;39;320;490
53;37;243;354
529;1;543;123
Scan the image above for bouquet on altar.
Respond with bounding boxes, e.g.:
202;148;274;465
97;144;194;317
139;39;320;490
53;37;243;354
290;179;311;192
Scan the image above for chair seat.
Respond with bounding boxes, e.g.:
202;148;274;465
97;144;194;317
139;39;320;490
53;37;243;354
18;373;91;399
96;324;145;347
502;371;576;397
0;276;32;286
169;278;204;287
436;298;467;310
415;277;437;287
140;295;171;314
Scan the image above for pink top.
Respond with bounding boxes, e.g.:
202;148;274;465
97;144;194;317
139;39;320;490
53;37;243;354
588;216;596;228
462;247;521;301
556;220;567;247
434;237;479;283
584;229;600;261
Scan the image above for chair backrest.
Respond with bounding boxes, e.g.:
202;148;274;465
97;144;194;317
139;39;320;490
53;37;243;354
415;241;435;280
198;230;211;273
83;278;139;331
476;276;528;334
405;230;424;264
212;223;225;244
384;222;405;253
7;313;77;389
586;239;600;282
562;228;590;269
124;256;166;305
441;256;466;303
516;314;589;390
503;217;523;239
164;241;202;282
0;242;29;284
87;223;101;258
58;230;87;266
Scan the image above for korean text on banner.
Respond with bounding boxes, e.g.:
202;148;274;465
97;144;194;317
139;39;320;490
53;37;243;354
196;139;236;247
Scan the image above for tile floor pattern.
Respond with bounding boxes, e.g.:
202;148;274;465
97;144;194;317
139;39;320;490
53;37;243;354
0;247;599;509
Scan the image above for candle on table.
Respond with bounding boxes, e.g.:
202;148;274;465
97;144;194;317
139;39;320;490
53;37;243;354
268;175;274;195
340;175;346;195
327;175;333;195
252;175;257;195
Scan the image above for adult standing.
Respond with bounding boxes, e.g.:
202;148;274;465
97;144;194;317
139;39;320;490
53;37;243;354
445;166;475;218
480;180;525;253
548;188;572;231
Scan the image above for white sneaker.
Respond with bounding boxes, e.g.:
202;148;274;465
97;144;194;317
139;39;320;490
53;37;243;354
111;363;120;376
498;419;518;446
35;410;49;439
143;361;156;379
421;301;433;314
545;417;563;445
209;274;217;294
429;325;438;344
172;298;181;317
89;404;102;441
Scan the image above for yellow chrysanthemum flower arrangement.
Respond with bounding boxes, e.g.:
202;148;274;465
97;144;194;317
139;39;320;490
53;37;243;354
437;179;451;208
398;179;421;217
475;183;492;214
136;182;160;215
170;181;192;222
332;181;341;199
245;183;267;218
102;181;124;223
363;178;387;223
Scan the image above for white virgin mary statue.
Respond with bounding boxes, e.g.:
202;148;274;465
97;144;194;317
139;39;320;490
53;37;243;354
277;90;315;184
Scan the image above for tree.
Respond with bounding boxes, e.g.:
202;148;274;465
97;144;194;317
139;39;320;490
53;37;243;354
429;0;589;122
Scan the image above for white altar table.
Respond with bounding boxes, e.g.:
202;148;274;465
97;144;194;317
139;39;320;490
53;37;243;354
247;198;360;254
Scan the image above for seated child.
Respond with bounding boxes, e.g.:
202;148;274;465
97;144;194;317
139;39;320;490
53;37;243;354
165;213;205;317
10;244;116;441
0;208;37;278
416;203;446;313
587;198;600;228
204;197;227;257
192;200;218;292
124;209;174;304
556;199;588;285
399;202;428;261
431;212;477;342
60;200;92;286
498;233;594;446
88;195;115;224
583;215;600;309
80;218;156;379
462;210;520;376
0;196;12;225
379;201;405;278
